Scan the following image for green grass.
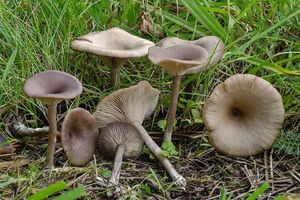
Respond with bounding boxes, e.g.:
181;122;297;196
0;0;300;198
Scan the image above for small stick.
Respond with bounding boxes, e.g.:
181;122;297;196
270;149;274;191
12;121;61;138
264;150;269;182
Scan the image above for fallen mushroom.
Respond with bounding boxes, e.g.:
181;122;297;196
99;122;143;189
71;27;154;88
0;132;13;155
61;108;99;166
23;70;82;167
148;40;224;142
202;74;285;157
94;81;186;188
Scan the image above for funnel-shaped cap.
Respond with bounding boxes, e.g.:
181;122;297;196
99;122;144;159
23;70;82;105
71;27;155;58
94;81;160;128
148;44;208;76
61;108;99;166
157;36;225;74
202;74;285;157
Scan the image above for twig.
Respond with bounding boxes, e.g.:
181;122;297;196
289;171;300;183
270;149;274;191
11;121;61;138
264;151;269;182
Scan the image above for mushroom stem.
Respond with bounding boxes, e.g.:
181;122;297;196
46;103;57;168
108;144;126;186
132;122;186;188
164;75;181;142
110;65;121;89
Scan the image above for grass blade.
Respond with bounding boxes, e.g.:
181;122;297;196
235;9;300;53
245;57;300;76
52;187;86;200
27;181;67;200
1;48;17;83
246;182;270;200
179;0;227;40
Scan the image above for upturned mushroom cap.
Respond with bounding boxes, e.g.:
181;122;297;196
23;70;82;105
94;81;160;128
157;36;225;74
148;44;208;76
202;74;285;157
61;108;99;166
99;122;144;159
0;133;13;154
71;27;155;58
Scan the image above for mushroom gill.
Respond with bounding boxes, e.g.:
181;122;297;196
99;122;144;189
94;81;186;188
202;74;285;157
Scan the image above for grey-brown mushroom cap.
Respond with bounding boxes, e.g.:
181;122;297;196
157;36;225;75
148;44;209;76
99;122;144;159
202;74;285;157
0;133;13;154
71;27;155;58
93;81;160;129
23;70;82;104
61;108;99;166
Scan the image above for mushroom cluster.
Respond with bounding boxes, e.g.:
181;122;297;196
20;26;288;198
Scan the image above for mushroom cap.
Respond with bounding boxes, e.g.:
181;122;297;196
71;27;155;58
93;81;160;129
61;108;99;166
148;44;209;76
23;70;82;105
0;133;13;154
99;122;144;159
157;36;225;75
202;74;285;157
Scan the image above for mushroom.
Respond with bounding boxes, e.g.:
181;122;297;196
148;39;224;142
202;74;285;157
61;108;99;166
94;81;186;188
23;70;82;167
0;132;13;154
71;27;155;88
157;36;225;74
99;122;144;188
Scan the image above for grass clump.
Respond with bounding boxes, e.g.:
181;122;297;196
274;130;300;156
0;0;300;199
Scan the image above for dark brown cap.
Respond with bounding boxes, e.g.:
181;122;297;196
202;74;285;157
61;108;99;166
23;70;82;105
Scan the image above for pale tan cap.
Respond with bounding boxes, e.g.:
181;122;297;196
202;74;285;157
